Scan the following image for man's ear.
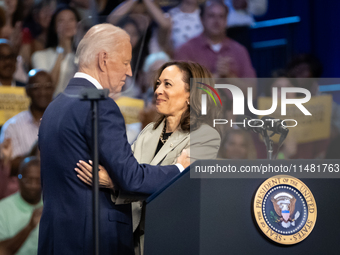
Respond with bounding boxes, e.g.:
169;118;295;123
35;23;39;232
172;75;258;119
98;51;107;72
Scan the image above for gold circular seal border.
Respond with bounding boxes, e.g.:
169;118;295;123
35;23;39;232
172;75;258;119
253;175;317;245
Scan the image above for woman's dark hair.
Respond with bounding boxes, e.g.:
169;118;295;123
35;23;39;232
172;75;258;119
23;1;49;38
286;54;323;78
0;7;5;29
11;0;24;27
117;16;146;74
153;61;221;132
46;4;81;49
116;17;142;39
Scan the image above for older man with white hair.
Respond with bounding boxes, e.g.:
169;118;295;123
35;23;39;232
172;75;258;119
38;24;189;255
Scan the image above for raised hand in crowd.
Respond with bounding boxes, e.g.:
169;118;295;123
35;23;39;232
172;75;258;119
0;207;42;255
9;22;22;55
215;55;237;78
0;138;12;166
29;207;43;230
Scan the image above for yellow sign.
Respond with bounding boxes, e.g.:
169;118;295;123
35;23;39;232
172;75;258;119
0;86;30;125
258;95;332;143
116;96;144;124
254;175;317;245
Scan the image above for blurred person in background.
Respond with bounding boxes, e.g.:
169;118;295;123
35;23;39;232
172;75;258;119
0;70;54;181
107;0;176;99
1;0;24;47
167;0;203;54
218;129;256;159
253;67;329;159
174;0;256;96
286;54;323;95
2;0;28;83
116;16;149;97
117;17;145;74
0;39;25;86
21;1;55;70
0;156;43;255
96;0;123;16
286;53;340;138
108;0;171;56
31;4;80;97
225;0;267;51
140;51;171;96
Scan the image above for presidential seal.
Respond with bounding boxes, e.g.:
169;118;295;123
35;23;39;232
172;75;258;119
253;175;317;245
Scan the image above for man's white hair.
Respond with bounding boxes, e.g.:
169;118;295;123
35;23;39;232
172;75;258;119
76;23;130;69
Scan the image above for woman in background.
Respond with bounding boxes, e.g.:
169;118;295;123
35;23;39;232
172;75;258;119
21;1;54;69
31;5;80;97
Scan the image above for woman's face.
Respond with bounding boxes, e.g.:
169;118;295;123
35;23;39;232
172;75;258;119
123;23;140;49
154;65;190;118
224;133;248;159
5;0;17;16
39;5;53;29
55;9;77;39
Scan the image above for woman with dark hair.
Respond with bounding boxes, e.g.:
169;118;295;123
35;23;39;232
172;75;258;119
75;61;221;255
117;17;146;74
31;5;80;96
2;0;24;41
116;16;150;96
20;1;54;70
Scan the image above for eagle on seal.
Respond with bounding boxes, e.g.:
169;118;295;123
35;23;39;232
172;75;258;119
271;192;296;227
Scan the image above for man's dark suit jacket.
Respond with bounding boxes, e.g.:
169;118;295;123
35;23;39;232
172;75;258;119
37;78;179;255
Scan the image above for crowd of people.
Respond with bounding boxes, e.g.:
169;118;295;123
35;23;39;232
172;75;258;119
0;0;338;254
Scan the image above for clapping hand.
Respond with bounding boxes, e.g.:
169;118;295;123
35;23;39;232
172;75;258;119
216;56;237;78
0;138;12;165
29;207;43;229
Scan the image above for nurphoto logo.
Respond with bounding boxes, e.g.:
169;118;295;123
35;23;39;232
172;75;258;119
200;84;312;129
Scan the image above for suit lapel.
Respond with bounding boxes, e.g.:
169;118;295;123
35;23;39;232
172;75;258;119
139;121;164;163
150;127;189;165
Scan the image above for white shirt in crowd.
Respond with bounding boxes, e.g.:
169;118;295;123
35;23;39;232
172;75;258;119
32;48;77;97
0;110;39;158
224;0;268;27
168;6;203;50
